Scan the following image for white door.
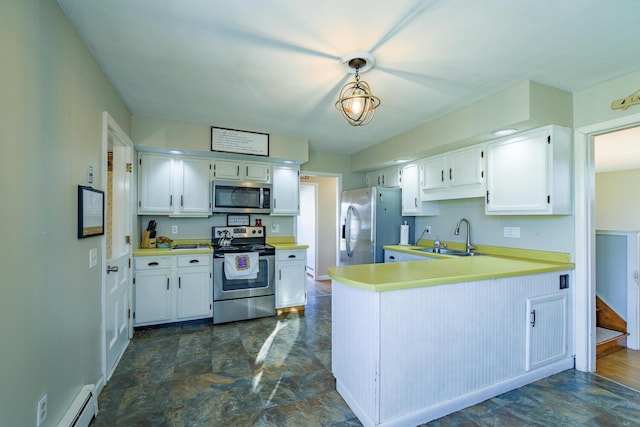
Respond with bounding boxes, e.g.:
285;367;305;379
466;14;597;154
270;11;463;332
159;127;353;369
297;183;317;278
103;113;133;381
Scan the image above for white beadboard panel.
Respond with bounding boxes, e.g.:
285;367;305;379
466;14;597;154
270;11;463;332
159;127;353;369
333;270;574;426
332;282;381;425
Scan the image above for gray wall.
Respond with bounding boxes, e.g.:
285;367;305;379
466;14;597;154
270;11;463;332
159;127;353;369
1;0;131;425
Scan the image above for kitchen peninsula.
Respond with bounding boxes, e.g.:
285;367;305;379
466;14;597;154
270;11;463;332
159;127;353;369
328;247;574;427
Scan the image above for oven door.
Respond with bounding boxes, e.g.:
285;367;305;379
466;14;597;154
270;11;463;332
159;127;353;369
213;255;274;301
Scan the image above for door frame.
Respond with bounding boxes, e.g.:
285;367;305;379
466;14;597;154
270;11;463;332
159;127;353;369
100;112;134;383
298;182;318;278
575;110;640;372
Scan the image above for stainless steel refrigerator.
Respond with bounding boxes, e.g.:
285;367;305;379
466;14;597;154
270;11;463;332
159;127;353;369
340;187;415;265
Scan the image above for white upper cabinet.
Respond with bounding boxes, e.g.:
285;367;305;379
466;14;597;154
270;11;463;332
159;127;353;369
366;166;402;188
138;153;173;214
421;145;486;201
401;163;438;216
271;164;299;215
138;153;211;217
213;159;271;183
486;125;572;215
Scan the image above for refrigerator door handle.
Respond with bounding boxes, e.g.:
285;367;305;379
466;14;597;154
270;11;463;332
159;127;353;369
346;205;355;257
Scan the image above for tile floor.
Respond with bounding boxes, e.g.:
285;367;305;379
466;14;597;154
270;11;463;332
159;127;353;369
92;279;640;426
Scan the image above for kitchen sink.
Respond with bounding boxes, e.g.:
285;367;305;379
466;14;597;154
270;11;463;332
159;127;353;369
414;248;483;256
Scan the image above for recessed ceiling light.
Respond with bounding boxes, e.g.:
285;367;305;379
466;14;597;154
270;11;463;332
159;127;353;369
168;150;184;154
491;128;518;137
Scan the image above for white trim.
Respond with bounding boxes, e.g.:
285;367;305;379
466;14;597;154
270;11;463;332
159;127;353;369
574;111;640;372
100;112;135;384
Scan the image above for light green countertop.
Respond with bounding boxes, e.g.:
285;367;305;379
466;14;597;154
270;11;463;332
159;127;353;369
133;239;213;257
328;243;574;292
266;237;309;250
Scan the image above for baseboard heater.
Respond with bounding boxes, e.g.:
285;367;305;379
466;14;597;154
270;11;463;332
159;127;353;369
57;384;97;427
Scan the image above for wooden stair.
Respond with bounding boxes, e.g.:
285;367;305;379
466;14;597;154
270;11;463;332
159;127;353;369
596;296;628;359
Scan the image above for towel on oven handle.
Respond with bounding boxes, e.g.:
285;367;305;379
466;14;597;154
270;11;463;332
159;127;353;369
224;252;259;280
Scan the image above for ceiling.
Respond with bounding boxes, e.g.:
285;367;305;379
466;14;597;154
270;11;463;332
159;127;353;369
57;0;640;156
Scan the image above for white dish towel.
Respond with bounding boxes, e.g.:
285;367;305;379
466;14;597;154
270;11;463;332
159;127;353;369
224;252;259;280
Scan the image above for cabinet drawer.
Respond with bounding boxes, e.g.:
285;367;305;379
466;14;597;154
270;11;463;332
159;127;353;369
277;249;306;262
177;254;212;267
134;256;174;270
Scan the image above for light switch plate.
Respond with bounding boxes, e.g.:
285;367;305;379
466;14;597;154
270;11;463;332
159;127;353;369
89;248;98;268
503;227;521;238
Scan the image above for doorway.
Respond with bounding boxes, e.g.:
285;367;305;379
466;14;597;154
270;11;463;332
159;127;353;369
101;112;134;382
592;126;640;390
575;110;640;374
297;173;341;280
298;182;318;278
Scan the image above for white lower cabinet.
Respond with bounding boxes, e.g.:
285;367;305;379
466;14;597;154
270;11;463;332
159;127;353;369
384;249;435;262
134;254;213;326
525;292;569;371
275;249;307;309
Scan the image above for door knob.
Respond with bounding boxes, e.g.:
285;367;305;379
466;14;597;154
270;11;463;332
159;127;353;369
107;266;119;273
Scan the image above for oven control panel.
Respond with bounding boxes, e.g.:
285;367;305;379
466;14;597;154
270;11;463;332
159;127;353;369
213;226;264;238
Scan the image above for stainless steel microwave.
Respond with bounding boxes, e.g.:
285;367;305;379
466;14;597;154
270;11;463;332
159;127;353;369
212;180;271;214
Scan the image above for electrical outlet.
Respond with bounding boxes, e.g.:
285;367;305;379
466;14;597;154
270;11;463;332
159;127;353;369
36;394;47;427
171;225;178;234
424;226;431;234
271;223;279;233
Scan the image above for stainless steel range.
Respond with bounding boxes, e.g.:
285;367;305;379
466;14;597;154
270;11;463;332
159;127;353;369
211;226;276;324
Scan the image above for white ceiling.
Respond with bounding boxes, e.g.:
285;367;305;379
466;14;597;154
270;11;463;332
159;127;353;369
57;0;640;156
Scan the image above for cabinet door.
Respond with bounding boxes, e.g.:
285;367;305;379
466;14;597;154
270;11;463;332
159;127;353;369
138;154;173;214
214;160;241;180
421;156;447;191
486;131;549;213
449;146;484;189
276;261;307;308
384;250;402;263
402;163;438;215
272;165;299;215
176;267;212;319
526;292;568;371
134;270;172;325
244;162;271;182
178;157;211;215
382;167;402;188
401;163;420;215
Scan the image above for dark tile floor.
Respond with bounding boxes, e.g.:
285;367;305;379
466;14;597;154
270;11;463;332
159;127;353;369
92;279;640;426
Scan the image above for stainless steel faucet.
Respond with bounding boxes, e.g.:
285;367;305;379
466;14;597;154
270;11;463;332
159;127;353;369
454;218;475;253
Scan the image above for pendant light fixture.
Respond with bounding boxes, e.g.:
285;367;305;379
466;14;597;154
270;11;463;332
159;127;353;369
335;53;381;126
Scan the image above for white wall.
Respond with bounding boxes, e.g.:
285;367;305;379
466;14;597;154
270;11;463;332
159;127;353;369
1;0;131;426
596;168;640;230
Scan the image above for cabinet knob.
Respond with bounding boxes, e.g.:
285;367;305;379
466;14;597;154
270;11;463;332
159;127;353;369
107;266;119;273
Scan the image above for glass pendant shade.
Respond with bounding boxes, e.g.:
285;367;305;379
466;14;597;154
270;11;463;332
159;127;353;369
336;74;381;126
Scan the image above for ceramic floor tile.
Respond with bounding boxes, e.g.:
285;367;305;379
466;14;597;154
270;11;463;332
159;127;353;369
93;279;640;427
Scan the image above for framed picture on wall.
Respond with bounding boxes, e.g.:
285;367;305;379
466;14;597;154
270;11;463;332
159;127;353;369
78;185;104;238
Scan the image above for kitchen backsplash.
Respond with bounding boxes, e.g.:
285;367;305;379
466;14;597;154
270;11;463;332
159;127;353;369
139;215;295;242
414;198;575;254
